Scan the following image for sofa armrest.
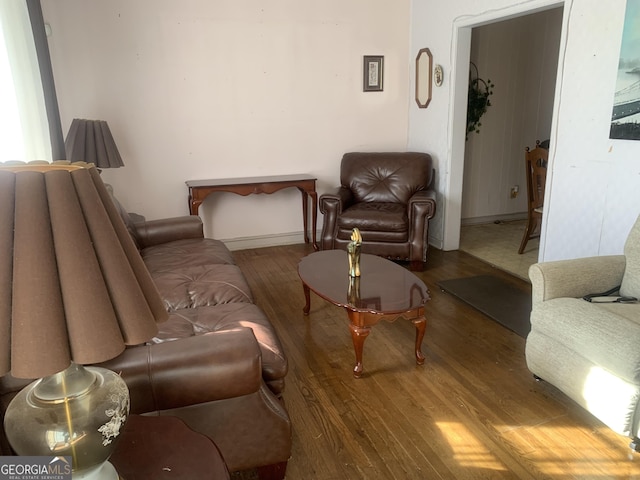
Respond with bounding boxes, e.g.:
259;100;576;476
320;187;353;249
132;215;204;248
98;328;263;413
529;255;626;304
319;186;353;214
407;189;437;220
407;190;437;262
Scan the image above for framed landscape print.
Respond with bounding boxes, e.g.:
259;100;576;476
611;0;640;140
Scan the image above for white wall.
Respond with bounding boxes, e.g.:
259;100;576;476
41;0;411;246
42;0;640;260
462;8;562;223
409;0;640;261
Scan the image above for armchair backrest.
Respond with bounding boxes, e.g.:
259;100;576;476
340;152;433;204
621;214;640;299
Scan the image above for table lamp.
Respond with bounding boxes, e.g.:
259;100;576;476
64;119;124;168
0;161;167;479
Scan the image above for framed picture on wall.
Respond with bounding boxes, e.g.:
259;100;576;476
363;56;384;92
610;1;640;140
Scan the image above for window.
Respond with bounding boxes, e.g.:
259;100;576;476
0;1;56;162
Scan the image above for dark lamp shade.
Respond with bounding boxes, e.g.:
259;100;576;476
0;161;166;379
65;119;124;168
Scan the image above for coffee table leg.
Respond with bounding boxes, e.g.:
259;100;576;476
348;323;370;378
302;283;311;315
413;316;426;365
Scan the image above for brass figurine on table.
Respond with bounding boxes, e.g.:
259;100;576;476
348;276;361;306
347;227;362;277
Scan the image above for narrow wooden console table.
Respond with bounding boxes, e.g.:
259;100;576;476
186;174;318;249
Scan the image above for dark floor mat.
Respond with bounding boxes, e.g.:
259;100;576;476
437;275;532;337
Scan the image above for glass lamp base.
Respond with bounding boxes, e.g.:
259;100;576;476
73;460;118;480
3;363;129;478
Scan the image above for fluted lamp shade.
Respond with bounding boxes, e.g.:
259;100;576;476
65;119;124;168
0;161;166;479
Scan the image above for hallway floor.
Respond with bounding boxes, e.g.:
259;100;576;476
459;219;539;282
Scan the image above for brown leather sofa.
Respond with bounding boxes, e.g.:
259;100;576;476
121;209;288;397
0;193;291;479
320;152;437;270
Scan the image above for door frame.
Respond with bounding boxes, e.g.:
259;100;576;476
442;0;567;260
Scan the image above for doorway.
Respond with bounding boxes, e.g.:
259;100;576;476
442;1;565;279
460;7;563;280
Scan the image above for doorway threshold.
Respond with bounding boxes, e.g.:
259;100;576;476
459;220;538;282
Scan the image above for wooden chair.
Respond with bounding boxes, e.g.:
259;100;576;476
518;141;548;254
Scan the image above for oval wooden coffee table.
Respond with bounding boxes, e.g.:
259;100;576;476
298;250;430;378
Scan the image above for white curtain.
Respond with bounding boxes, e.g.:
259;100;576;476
0;0;51;162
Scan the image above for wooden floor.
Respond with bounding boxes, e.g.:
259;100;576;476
233;244;640;480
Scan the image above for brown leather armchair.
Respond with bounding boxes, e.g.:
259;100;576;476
320;152;436;270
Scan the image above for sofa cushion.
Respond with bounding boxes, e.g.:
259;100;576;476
622;215;640;299
151;264;254;311
339;202;407;231
531;297;640;384
142;238;235;274
153;303;288;382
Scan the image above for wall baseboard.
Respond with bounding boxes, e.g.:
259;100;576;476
221;231;314;251
221;230;444;252
461;213;527;227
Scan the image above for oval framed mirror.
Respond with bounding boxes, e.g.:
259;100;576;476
415;48;433;108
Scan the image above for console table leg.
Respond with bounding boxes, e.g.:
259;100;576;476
349;323;370;378
300;188;310;245
413;316;426;365
189;198;202;216
309;191;318;250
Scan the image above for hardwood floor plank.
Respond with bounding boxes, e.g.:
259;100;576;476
232;244;640;479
